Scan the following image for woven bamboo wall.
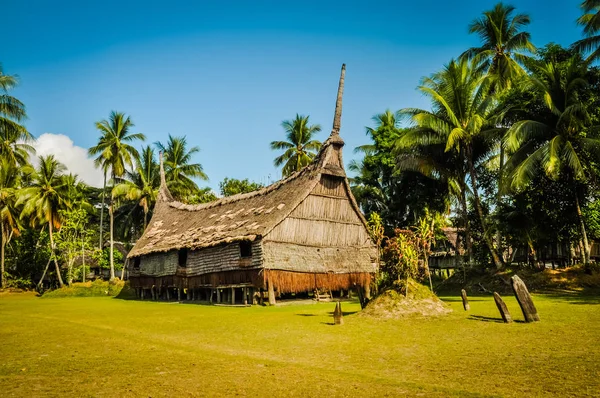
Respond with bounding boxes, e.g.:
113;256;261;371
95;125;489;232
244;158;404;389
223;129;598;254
137;251;178;277
261;241;376;273
186;241;262;275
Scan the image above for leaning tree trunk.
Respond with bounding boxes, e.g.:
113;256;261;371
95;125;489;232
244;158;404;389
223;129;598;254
495;146;504;260
466;146;503;269
109;175;115;281
575;194;590;265
37;256;52;290
0;226;5;289
48;221;64;287
99;172;106;249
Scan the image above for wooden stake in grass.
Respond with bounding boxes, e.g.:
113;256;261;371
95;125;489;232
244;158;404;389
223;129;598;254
333;301;344;325
461;289;470;311
511;275;540;322
493;292;512;323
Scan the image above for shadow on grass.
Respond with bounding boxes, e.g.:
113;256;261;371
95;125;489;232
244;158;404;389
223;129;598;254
539;289;600;305
441;297;489;303
468;315;524;323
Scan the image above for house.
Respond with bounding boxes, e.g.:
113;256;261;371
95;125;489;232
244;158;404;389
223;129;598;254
127;65;377;304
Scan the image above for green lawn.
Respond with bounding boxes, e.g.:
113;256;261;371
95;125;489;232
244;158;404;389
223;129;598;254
1;292;599;397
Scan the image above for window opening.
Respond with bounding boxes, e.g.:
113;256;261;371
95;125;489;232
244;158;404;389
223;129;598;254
178;248;188;267
240;241;252;258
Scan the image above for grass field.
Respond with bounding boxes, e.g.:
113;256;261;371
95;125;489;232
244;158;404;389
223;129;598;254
1;291;599;397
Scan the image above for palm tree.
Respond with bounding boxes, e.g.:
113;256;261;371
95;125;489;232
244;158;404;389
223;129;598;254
0;158;24;288
155;135;207;201
18;155;71;287
270;114;322;177
573;0;600;63
398;58;505;268
504;57;600;264
0;64;34;166
461;2;536;91
88;111;145;280
113;146;159;231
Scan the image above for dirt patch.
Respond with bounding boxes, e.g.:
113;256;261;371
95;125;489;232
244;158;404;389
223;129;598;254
361;280;452;319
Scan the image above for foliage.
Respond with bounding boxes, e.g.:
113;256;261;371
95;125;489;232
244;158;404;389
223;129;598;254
186;187;218;204
1;273;33;289
573;0;600;62
155;134;207;201
219;177;264;197
55;208;93;285
92;247;124;271
382;229;420;293
270;114;322;177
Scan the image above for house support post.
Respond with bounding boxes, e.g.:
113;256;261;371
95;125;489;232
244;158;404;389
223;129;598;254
231;287;235;305
267;277;276;306
216;288;221;303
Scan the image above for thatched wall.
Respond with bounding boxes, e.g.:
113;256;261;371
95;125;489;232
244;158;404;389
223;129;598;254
265;269;371;293
137;251;178;277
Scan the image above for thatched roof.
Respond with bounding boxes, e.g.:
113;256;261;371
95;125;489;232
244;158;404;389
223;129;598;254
128;64;367;258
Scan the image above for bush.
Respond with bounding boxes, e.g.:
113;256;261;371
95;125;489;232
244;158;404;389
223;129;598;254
2;273;34;290
41;279;132;298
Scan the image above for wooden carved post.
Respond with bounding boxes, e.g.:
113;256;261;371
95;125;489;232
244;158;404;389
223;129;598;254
493;292;512;323
511;275;540;322
333;302;344;325
231;287;235;305
177;288;182;301
267;275;276;306
461;289;470;311
243;287;248;305
216;288;221;303
151;286;156;300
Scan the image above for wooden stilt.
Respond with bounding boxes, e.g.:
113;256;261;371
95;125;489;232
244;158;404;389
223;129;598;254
177;288;182;301
209;289;213;304
267;278;276;306
243;287;248;305
187;288;191;301
217;288;221;303
166;288;171;300
151;286;156;300
231;287;235;305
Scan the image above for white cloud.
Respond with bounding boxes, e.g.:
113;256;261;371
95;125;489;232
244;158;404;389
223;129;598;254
32;133;104;188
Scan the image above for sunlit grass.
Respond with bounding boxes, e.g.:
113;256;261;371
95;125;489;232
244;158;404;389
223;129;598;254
1;291;599;397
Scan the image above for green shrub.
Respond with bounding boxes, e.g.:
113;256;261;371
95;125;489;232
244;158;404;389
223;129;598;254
41;279;132;298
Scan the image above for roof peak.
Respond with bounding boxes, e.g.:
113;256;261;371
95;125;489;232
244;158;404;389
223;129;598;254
158;151;174;202
330;64;345;142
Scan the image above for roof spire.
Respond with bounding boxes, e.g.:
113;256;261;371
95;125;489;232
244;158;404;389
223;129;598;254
158;151;173;202
331;64;345;136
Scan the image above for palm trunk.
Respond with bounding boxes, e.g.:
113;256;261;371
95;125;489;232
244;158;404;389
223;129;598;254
49;221;64;287
109;174;115;281
0;226;5;289
37;256;52;290
143;209;148;232
460;183;473;266
466;146;503;269
99;172;106;249
495;146;504;259
82;236;86;283
575;194;590;265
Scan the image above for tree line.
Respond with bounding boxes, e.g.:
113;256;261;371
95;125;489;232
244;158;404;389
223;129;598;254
1;1;599;290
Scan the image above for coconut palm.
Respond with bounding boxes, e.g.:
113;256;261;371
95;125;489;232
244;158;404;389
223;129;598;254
504;57;600;264
573;0;600;63
398;58;505;268
88;111;145;280
113;146;159;231
461;2;536;91
18;155;71;287
270;114;322;177
0;64;34;166
0;158;24;288
155;135;207;201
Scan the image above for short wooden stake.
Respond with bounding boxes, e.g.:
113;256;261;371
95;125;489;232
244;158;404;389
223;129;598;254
461;289;470;311
333;302;344;325
511;275;540;322
493;292;512;323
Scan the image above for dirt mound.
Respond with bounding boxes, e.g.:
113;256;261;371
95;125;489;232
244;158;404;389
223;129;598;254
361;280;452;319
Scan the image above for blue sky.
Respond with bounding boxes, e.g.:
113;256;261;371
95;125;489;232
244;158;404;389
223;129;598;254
3;0;584;190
